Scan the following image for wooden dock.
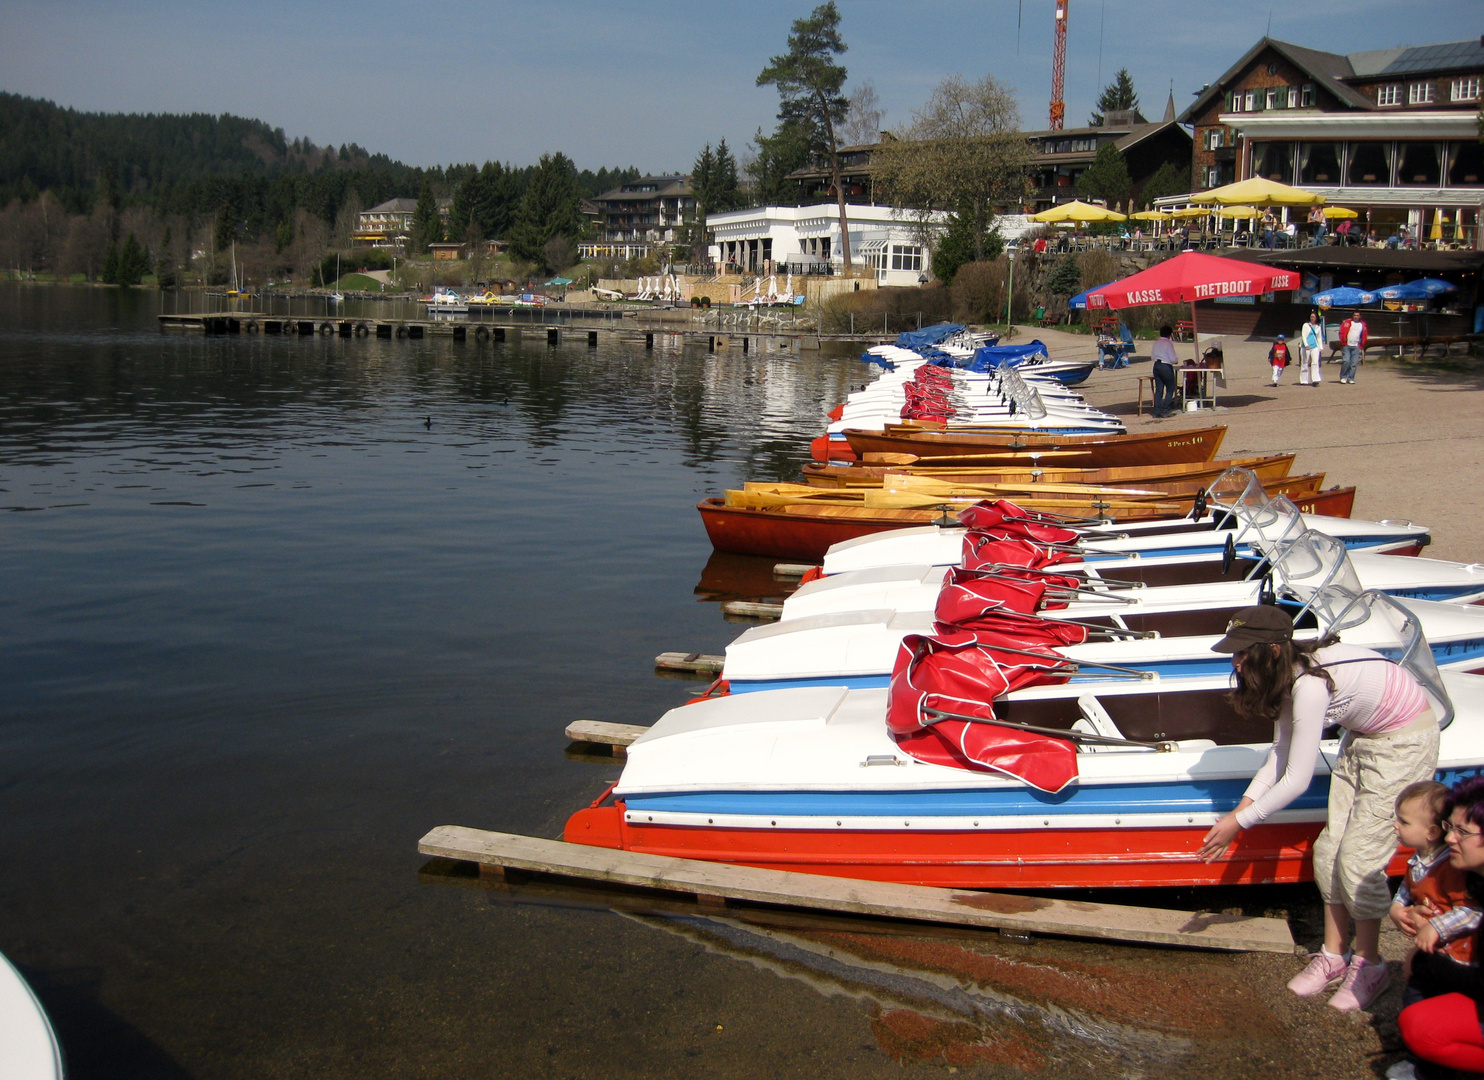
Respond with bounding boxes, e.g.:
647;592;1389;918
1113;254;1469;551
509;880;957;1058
417;825;1297;954
653;651;725;674
156;310;854;354
565;719;648;753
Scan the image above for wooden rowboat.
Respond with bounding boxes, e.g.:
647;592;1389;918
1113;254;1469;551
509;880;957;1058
698;477;1345;560
801;453;1297;490
837;425;1228;467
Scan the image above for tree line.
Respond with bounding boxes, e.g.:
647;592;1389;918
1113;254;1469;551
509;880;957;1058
0;91;640;281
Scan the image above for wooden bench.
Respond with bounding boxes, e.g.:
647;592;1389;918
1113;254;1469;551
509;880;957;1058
1174;321;1196;342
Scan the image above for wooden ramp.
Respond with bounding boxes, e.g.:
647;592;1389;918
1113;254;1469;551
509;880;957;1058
418;825;1296;954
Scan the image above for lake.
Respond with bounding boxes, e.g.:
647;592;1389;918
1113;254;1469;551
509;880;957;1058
0;285;1326;1079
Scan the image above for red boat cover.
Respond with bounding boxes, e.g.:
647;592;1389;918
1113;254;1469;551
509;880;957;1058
961;534;1075;571
887;630;1078;792
937;572;1092;640
956;500;1080;544
934;570;1047;618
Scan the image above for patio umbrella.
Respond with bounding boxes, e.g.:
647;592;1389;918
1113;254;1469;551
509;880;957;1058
1430;211;1445;241
1311;286;1378;309
1199;177;1326;207
1216;205;1260;218
1067;282;1117;310
1031;200;1128;223
1168;206;1213;219
1376;278;1457;301
1130;210;1171;221
1322;206;1360;219
1084;252;1299;338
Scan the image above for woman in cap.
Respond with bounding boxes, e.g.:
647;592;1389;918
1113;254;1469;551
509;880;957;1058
1196;605;1440;1012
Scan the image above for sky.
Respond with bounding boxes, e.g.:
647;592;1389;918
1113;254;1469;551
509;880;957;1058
2;0;1479;174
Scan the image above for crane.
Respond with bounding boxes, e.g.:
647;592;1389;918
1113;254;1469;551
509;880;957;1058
1049;0;1068;130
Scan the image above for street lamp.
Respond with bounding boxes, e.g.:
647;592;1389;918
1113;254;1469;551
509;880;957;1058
1005;247;1016;329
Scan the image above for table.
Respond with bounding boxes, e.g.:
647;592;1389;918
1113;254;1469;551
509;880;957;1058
1179;365;1224;411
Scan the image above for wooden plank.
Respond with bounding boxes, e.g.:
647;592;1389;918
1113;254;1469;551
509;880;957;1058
654;651;725;673
720;601;783;620
418;826;1297;954
564;719;649;748
773;562;817;579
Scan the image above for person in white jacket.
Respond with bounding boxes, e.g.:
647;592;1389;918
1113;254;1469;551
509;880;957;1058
1298;311;1325;385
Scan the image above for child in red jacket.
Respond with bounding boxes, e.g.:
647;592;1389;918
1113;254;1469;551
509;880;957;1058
1267;335;1290;386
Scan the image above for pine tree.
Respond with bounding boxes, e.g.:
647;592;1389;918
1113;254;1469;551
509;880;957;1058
410;182;443;253
930;210;1003;285
102;240;120;284
692;144;716;217
508;153;581;269
1137;162;1191;209
1076;143;1132;207
711;140;741;212
117;232;150;285
1089;69;1140;126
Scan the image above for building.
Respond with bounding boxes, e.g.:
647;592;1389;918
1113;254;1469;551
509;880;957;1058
705;204;949;287
429;242;466;261
1023;105;1193;211
353;197;454;250
579;175;698;260
780;107;1191;214
1181;36;1484;237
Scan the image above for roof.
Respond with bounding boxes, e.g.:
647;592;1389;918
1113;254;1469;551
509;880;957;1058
1181;36;1484;123
592;175;693;203
366;198;419;213
1252;246;1484;275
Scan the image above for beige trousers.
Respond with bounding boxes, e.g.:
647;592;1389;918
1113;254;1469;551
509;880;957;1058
1311;715;1440;919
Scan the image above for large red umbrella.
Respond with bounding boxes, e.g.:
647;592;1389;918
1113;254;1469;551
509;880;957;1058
1085;252;1299;310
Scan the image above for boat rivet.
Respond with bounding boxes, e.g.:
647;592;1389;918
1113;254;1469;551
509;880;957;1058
647;816;653;821
973;821;979;827
904;821;910;827
707;818;713;824
1188;817;1194;823
1044;820;1050;826
1115;818;1121;825
836;820;842;826
771;820;776;826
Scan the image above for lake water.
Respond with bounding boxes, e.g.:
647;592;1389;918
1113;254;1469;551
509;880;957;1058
0;285;1322;1079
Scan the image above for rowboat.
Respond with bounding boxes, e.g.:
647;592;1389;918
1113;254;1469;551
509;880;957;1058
821;425;1228;466
697;479;1350;561
564;592;1484;890
800;453;1298;490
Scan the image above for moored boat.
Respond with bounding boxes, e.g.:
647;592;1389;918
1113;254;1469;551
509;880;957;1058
826;425;1228;467
0;951;64;1080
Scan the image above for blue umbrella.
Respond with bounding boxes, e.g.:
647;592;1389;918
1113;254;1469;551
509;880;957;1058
1068;282;1116;310
1312;286;1378;309
1376;278;1457;301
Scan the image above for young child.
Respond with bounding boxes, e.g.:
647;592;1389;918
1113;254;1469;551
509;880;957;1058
1387;781;1480;1080
1268;335;1290;386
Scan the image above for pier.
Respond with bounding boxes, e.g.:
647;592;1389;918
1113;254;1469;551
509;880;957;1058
156;307;887;353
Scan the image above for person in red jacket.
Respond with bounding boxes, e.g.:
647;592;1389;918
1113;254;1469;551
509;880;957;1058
1339;311;1369;384
1268;334;1291;386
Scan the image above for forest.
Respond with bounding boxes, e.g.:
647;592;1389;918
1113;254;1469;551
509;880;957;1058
0;92;640;284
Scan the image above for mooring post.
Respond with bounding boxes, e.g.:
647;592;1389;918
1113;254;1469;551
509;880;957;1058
588;330;598;347
547;327;560;346
646;332;654;349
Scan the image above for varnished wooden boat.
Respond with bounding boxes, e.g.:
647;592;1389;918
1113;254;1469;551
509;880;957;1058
838;424;1227;467
698;475;1340;559
801;453;1297;489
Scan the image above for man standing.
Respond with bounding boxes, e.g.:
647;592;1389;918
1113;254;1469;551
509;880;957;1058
1298;311;1325;386
1338;310;1368;384
1150;324;1179;418
1308;206;1327;246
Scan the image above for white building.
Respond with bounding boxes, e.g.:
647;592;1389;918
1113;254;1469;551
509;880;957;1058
705;204;951;287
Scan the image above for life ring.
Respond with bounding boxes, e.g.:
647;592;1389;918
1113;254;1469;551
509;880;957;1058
355;322;369;337
245;320;259;333
318;322;333;335
395;324;407;338
475;326;490;342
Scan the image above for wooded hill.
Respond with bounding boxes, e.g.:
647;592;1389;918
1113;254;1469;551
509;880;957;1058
0;92;641;280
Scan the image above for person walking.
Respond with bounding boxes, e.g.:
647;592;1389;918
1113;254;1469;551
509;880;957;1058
1149;324;1179;418
1338;310;1368;384
1198;606;1441;1013
1298;311;1325;385
1268;334;1291;386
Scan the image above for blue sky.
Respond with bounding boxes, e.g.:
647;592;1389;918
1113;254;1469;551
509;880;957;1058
2;0;1479;172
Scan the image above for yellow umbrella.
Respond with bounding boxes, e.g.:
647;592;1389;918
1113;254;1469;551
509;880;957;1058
1130;210;1171;221
1431;210;1444;241
1322;206;1359;219
1200;177;1326;207
1168;206;1213;219
1216;205;1260;218
1031;200;1128;223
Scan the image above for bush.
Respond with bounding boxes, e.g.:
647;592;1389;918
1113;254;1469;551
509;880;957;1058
949;257;1032;324
819;285;951;334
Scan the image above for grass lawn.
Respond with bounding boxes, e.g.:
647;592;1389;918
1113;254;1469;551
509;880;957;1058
335;273;384;291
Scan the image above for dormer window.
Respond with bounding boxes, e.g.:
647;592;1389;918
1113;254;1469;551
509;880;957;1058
1452;77;1481;101
1377;84;1401;106
1409;82;1435;105
1300;83;1316;107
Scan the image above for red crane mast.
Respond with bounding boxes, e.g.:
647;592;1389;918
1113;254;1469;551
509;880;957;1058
1049;0;1068;130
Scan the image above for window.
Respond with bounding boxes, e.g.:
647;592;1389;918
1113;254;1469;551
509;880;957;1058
1449;141;1484;185
1204;128;1225;150
1266;88;1280;110
1300;83;1316;107
890;245;922;272
1287;87;1298;108
1244;90;1256;110
1397;142;1442;186
1251;141;1295;184
1298;142;1342;185
1204;165;1223;187
1452;77;1481;102
1346;142;1394;185
1376;84;1401;106
1409;82;1436;105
